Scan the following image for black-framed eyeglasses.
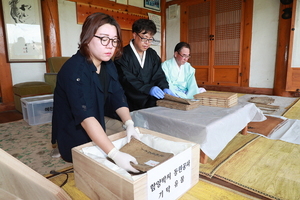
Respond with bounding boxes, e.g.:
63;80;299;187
136;34;154;44
94;35;120;47
177;51;191;59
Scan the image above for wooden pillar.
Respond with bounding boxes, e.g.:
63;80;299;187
273;2;294;97
161;0;166;61
0;1;14;111
41;0;62;72
241;0;253;87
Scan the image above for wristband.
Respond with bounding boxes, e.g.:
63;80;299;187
124;119;134;129
108;147;118;159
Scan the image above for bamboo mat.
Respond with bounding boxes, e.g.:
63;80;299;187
214;136;300;200
202;96;300;200
179;179;258;200
48;171;257;200
200;133;260;178
282;98;300;119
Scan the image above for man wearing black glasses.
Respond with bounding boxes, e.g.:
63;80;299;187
162;42;206;99
115;19;177;111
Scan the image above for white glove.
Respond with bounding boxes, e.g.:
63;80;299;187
108;147;139;173
124;120;140;143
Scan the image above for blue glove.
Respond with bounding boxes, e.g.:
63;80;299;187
150;86;164;99
163;88;180;97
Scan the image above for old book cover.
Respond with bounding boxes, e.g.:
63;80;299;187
119;138;174;172
156;99;201;110
163;94;194;105
157;94;201;110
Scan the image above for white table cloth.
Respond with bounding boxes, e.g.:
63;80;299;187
131;102;266;160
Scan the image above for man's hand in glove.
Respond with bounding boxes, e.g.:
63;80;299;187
149;86;164;99
163;88;180;97
124;119;140;143
108;147;139;173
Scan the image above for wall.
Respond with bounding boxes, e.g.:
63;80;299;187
165;0;280;89
292;0;300;68
58;0;82;56
10;0;160;85
10;62;46;85
9;0;280;89
165;4;180;60
249;0;280;88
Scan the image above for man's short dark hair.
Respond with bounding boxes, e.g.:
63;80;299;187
174;42;191;53
132;19;157;35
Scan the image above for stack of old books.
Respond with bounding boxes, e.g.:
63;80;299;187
156;94;202;110
194;91;238;108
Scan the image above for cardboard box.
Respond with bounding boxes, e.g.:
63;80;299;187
0;148;71;200
21;94;54;125
72;128;200;200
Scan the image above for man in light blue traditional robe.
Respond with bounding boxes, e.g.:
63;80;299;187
162;42;205;99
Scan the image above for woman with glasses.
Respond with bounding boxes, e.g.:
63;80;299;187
114;19;177;111
162;42;206;99
51;12;140;173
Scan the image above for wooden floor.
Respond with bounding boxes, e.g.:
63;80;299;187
0;110;23;123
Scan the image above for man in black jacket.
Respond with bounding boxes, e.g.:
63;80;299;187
114;19;176;111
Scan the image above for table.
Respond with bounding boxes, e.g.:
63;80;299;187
131;102;265;163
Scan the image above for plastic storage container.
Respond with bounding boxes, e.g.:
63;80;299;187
21;94;54;126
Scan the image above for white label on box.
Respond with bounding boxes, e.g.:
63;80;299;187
145;160;160;167
147;148;192;200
